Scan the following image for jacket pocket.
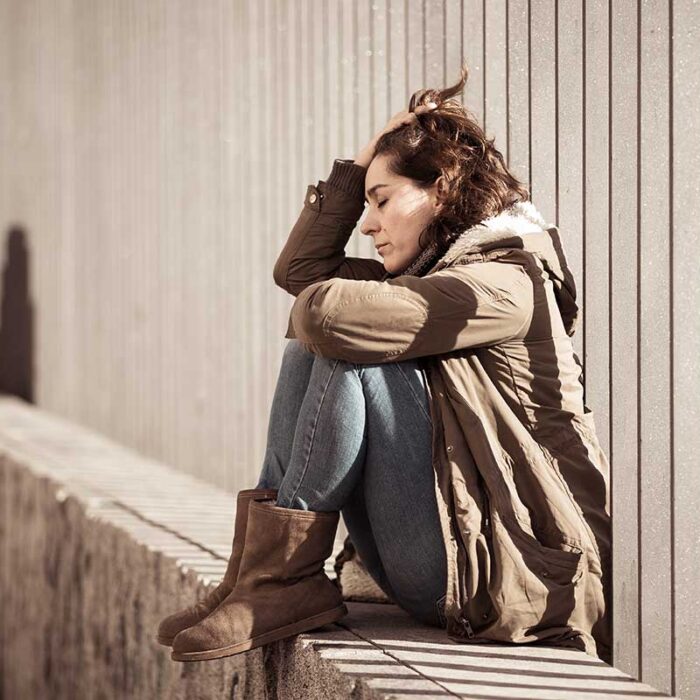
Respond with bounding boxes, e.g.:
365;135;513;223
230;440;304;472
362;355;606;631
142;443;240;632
533;409;598;456
506;519;585;586
455;512;587;647
478;512;586;645
571;408;598;445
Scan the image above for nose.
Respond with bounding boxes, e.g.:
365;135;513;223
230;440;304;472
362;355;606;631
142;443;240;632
360;211;378;237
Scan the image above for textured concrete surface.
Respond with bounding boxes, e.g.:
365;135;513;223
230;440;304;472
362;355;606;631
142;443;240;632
0;446;267;698
0;396;674;699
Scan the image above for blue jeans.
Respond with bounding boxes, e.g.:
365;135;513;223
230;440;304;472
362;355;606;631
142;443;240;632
254;338;448;628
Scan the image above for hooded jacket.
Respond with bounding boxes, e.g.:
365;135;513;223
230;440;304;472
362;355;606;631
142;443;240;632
273;159;612;663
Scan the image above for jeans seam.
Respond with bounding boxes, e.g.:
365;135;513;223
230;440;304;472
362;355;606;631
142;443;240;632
436;592;447;627
395;363;432;427
285;358;340;505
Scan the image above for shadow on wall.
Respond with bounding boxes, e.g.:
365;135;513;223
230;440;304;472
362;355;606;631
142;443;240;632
0;225;34;402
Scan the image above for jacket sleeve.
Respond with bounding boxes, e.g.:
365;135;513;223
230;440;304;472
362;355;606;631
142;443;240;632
287;262;534;363
273;158;387;298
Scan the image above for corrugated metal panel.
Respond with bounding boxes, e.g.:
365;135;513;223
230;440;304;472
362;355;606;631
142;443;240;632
0;1;697;696
640;1;673;691
672;3;700;699
611;0;642;679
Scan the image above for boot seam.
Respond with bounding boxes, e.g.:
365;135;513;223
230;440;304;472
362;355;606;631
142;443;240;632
250;501;338;520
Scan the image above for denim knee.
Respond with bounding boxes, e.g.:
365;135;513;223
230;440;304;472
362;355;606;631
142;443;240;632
283;337;313;359
281;338;318;373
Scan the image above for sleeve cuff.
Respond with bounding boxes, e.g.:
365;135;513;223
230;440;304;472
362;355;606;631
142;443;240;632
324;159;367;201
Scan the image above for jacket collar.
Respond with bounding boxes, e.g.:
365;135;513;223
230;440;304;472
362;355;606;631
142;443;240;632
428;200;580;336
430;200;549;268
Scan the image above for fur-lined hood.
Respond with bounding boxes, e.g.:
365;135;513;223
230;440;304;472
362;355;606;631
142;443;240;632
428;200;580;336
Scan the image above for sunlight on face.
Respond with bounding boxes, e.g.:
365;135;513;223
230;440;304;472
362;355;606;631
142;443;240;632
361;154;441;275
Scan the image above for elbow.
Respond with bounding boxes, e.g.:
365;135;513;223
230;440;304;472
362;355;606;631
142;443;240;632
273;257;290;292
290;300;322;346
273;259;310;297
289;283;333;346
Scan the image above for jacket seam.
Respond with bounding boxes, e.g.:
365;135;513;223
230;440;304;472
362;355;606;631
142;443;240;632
485;284;533;427
488;271;533;419
501;296;533;343
319;278;530;357
320;276;528;328
321;292;428;358
321;291;426;323
533;440;600;558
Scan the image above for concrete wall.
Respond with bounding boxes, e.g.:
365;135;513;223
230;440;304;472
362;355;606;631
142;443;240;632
0;396;367;700
0;395;676;700
0;1;698;697
0;432;267;698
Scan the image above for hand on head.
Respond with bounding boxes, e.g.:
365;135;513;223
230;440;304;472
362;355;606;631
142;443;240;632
354;101;439;168
376;101;439;141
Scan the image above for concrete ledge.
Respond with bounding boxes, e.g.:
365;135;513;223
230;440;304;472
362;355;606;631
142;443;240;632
0;396;675;699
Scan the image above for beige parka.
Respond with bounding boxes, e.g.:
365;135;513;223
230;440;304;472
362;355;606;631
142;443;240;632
273;159;612;664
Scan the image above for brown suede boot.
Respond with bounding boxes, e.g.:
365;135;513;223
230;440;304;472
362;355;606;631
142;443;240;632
155;487;278;646
170;499;348;661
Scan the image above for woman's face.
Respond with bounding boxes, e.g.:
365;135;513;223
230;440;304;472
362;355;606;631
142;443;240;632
360;154;443;275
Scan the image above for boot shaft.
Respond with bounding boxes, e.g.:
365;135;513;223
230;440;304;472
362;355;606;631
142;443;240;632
236;501;339;588
223;488;278;586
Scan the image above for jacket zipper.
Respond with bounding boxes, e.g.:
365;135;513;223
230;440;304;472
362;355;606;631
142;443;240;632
427;363;480;642
458;612;475;638
482;482;492;536
456;474;492;640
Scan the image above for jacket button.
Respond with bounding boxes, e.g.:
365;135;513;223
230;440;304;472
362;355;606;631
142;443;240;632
308;193;317;203
542;570;549;577
438;392;444;397
446;445;453;452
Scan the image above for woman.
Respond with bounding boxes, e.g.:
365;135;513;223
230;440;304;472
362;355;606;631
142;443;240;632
157;63;612;665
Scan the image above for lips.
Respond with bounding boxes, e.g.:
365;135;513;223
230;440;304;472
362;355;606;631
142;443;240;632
376;243;389;253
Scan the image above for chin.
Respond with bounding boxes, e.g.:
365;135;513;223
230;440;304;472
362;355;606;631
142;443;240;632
382;258;402;275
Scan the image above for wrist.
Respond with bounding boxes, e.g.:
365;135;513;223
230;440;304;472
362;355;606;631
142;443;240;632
354;140;377;168
326;159;367;200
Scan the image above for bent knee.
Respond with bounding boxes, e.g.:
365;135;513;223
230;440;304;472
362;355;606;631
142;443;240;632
283;338;315;362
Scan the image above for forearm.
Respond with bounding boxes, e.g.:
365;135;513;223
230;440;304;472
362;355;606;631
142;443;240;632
273;159;383;297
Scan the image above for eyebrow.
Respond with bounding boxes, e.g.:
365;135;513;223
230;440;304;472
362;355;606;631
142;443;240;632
364;183;389;203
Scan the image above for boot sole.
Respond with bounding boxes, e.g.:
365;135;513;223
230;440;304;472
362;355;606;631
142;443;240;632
170;604;348;662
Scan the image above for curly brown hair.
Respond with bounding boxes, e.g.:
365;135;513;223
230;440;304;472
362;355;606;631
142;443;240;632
372;60;531;254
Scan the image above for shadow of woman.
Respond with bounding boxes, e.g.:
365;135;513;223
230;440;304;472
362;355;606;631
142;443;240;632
0;224;34;402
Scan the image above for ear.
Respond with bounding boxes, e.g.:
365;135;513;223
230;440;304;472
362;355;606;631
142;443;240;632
433;175;449;208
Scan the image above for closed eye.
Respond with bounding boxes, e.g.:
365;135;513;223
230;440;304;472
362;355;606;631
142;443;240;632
378;200;387;208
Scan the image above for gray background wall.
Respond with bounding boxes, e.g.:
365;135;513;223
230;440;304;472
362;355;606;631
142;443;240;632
0;1;697;697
